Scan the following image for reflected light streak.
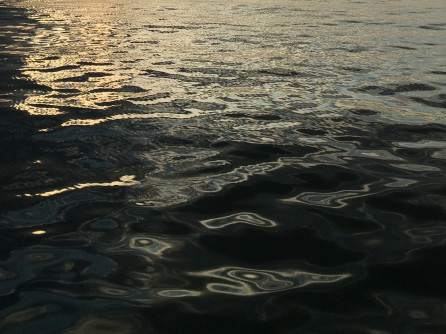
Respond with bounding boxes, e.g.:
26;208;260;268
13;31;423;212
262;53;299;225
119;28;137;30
18;175;138;198
60;109;203;127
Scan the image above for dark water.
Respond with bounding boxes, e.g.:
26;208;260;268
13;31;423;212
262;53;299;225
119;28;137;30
1;0;446;332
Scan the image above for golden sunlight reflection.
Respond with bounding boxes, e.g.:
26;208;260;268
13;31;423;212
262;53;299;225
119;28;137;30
60;109;203;127
17;175;139;198
32;230;46;235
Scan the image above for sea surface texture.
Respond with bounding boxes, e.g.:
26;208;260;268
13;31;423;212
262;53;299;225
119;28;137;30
1;0;446;333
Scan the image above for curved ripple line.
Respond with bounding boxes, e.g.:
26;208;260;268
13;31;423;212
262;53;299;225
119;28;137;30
129;237;173;256
283;174;422;208
156;289;201;298
283;184;371;208
191;266;351;296
200;212;277;229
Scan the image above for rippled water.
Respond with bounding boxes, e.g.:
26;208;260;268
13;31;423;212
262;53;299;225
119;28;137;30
1;0;446;332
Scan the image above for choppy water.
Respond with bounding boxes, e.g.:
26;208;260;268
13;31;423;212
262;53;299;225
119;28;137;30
1;0;446;332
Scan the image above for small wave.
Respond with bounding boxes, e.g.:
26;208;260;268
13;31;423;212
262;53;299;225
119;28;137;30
191;266;351;296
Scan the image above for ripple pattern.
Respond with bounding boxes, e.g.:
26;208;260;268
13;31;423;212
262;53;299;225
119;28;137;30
1;0;446;333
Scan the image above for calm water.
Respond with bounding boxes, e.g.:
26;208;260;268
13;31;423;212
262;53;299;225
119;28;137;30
1;0;446;332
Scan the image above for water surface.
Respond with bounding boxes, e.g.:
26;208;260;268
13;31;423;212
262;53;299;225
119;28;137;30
1;0;446;333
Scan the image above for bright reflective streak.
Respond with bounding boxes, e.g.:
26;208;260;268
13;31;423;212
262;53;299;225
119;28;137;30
61;109;202;127
19;175;138;198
